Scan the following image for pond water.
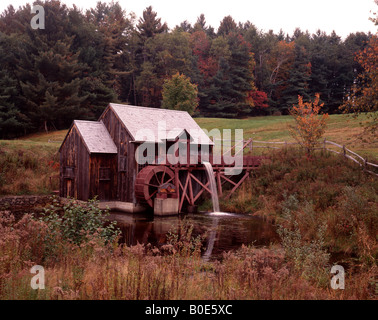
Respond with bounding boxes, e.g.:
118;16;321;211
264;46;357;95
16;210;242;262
107;211;279;260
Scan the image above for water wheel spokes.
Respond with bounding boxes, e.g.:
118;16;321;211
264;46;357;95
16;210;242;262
135;166;175;207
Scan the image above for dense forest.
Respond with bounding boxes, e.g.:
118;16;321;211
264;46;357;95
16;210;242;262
0;0;374;138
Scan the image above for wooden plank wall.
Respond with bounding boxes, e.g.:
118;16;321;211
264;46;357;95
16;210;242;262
100;107;136;203
59;125;90;200
89;154;118;201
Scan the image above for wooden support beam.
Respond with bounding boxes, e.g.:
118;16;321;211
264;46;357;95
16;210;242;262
188;171;194;205
193;181;210;202
174;168;180;203
216;170;222;196
179;172;190;212
225;171;250;200
219;173;238;186
178;178;190;203
189;172;212;194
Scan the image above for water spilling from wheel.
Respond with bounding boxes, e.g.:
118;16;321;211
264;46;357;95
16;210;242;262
202;161;231;259
202;161;220;213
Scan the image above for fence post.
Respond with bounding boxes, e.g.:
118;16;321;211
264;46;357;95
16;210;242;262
323;138;326;151
343;145;346;158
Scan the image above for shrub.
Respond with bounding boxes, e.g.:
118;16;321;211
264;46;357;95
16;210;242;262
288;93;329;154
0;212;48;273
165;219;203;258
40;197;120;246
338;187;378;266
277;221;330;286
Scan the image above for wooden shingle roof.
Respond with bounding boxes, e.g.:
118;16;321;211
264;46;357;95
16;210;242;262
108;103;214;145
73;120;118;154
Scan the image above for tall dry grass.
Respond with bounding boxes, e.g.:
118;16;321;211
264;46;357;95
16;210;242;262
221;149;378;265
0;141;59;195
0;210;376;300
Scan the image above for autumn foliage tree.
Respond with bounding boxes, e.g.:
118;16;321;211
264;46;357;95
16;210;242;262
161;73;198;115
289;93;329;154
246;90;269;111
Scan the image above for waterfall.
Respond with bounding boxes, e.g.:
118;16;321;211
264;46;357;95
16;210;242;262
203;161;220;213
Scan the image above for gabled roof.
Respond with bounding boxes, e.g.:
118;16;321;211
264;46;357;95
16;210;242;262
107;103;214;145
60;120;117;154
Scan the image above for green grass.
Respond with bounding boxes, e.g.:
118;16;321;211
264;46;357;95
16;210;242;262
21;130;68;144
196;114;378;158
17;113;378;158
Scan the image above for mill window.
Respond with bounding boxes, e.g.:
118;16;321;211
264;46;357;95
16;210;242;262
99;168;111;181
64;166;75;179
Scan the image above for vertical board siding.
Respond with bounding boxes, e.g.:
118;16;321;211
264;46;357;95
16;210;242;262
100;107;136;203
59;125;90;200
89;154;118;201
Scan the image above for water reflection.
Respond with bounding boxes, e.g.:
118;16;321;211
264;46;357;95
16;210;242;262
107;211;279;260
202;217;219;261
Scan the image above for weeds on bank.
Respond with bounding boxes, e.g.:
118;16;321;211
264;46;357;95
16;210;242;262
221;149;377;264
0;201;376;299
0;142;59;195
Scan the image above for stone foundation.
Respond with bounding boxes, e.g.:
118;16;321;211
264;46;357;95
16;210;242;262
98;201;146;213
0;195;54;211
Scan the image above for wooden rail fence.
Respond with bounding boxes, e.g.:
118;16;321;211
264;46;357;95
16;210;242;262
214;138;378;177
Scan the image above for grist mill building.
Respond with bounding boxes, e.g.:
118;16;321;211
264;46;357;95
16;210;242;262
59;103;263;215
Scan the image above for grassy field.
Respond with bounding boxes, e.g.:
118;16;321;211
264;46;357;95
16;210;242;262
20;113;378;158
196;114;377;158
0;139;59;195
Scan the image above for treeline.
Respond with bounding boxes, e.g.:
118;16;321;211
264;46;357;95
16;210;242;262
0;0;373;138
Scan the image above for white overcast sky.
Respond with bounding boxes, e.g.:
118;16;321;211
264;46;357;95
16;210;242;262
1;0;377;38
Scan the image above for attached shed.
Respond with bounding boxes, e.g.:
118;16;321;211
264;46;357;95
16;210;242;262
59;120;118;201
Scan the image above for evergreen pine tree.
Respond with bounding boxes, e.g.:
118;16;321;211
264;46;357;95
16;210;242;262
0;32;30;138
0;70;26;138
206;33;253;117
280;44;311;113
18;37;88;131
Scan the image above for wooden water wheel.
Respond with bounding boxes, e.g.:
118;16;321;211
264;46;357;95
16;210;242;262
135;166;175;207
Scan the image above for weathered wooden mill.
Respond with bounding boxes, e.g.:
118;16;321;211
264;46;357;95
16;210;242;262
59;103;264;215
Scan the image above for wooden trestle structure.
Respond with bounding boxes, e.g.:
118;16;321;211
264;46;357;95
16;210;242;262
174;155;264;213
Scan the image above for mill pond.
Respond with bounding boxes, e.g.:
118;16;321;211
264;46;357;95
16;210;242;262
108;211;279;260
0;194;279;261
